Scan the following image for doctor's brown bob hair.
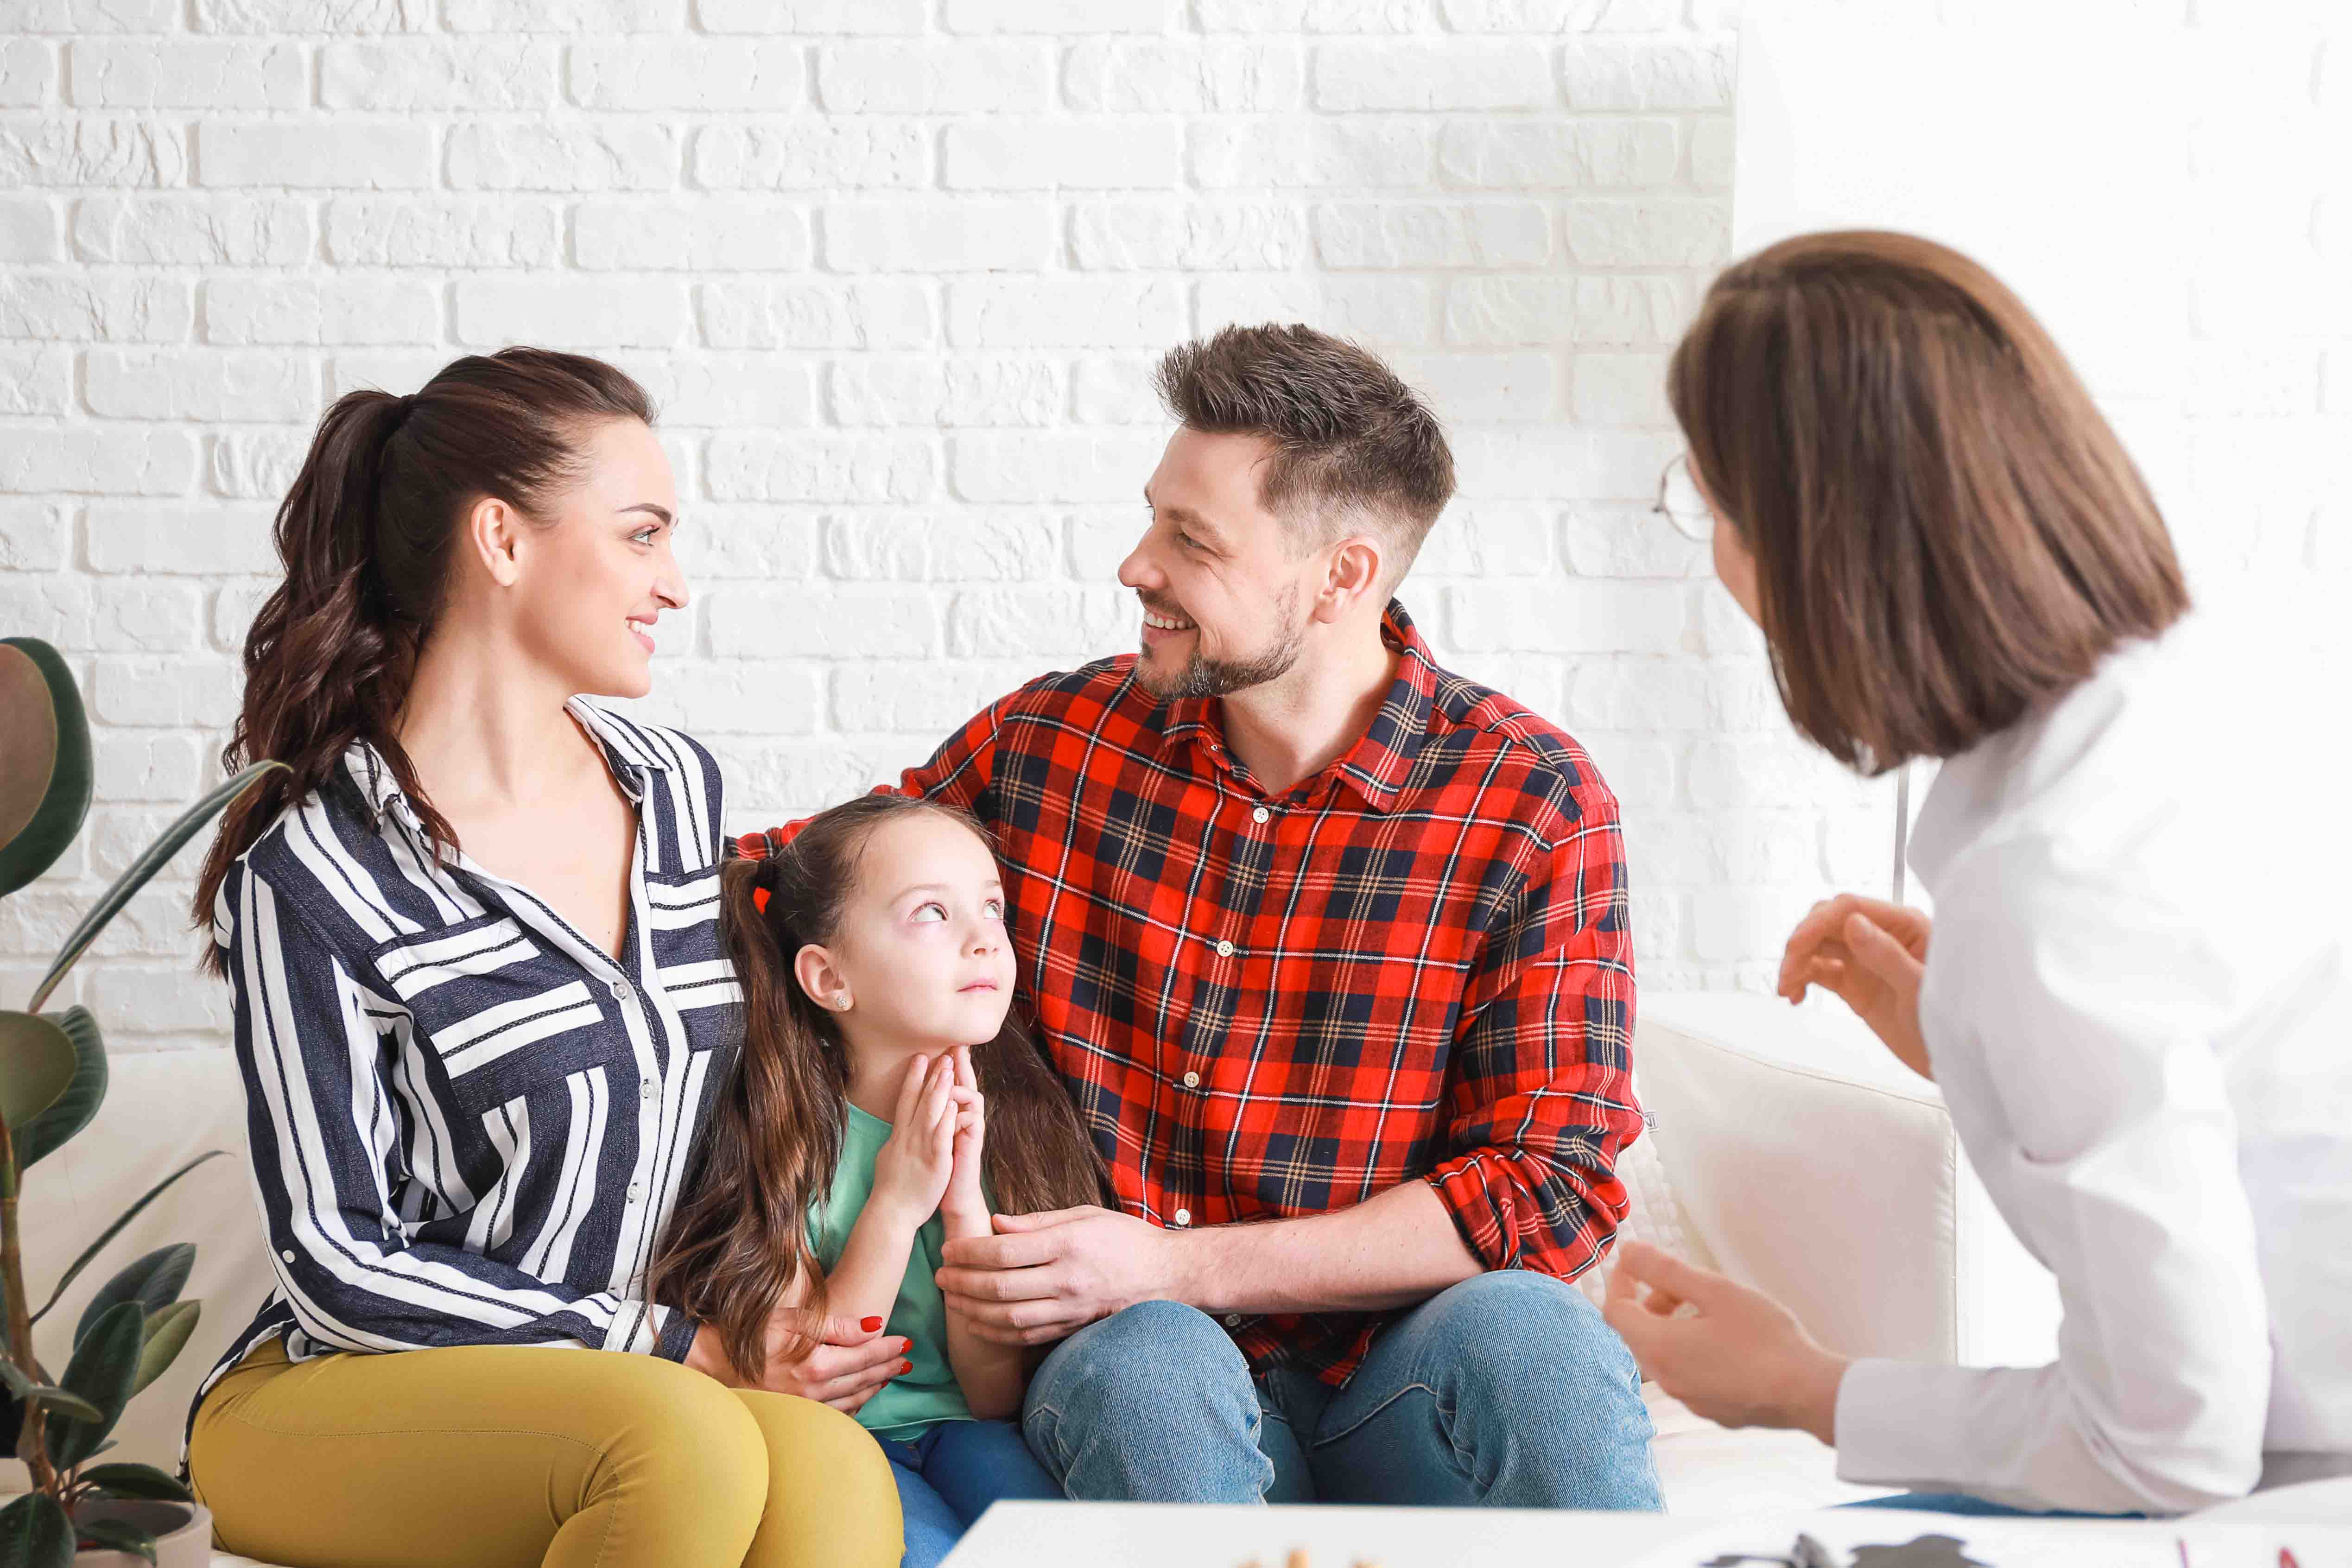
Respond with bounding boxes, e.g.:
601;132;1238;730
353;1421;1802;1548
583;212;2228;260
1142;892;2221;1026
1667;229;2190;775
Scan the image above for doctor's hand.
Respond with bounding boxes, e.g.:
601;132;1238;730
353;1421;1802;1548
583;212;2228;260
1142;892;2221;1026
1778;893;1933;1079
935;1206;1178;1347
1602;1241;1847;1447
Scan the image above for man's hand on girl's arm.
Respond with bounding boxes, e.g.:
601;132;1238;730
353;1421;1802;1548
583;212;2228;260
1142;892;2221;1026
934;1204;1179;1346
933;1181;1483;1347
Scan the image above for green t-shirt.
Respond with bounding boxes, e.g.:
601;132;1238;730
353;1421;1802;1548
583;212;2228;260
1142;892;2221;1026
806;1104;974;1442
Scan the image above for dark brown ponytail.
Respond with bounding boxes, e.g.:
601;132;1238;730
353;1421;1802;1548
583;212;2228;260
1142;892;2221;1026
194;348;654;966
650;794;1107;1383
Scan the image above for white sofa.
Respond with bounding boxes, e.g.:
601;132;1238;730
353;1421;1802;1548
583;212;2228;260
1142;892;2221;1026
7;994;2057;1563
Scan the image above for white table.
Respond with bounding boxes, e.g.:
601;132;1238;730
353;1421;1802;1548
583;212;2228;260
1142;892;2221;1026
943;1504;1689;1567
943;1502;2352;1568
2196;1477;2352;1524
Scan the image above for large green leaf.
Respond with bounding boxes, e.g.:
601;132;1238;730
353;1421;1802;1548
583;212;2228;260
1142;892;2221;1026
26;759;287;1014
12;1006;102;1172
0;637;91;902
69;1519;153;1567
128;1299;199;1396
0;1362;101;1424
75;1463;193;1505
74;1241;193;1354
46;1301;141;1467
30;1152;224;1327
0;1492;73;1568
0;1012;75;1135
74;1245;192;1349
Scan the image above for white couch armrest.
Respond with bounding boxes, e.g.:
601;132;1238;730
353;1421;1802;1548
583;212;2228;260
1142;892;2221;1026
1635;994;2062;1371
1636;994;1968;1365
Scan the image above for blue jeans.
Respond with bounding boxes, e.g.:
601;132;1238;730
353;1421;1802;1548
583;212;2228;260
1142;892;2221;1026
877;1417;1064;1568
1022;1271;1661;1510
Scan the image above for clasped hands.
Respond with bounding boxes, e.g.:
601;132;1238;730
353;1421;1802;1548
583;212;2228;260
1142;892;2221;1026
876;1047;1179;1349
691;1046;1177;1411
688;1047;991;1413
1603;894;1934;1444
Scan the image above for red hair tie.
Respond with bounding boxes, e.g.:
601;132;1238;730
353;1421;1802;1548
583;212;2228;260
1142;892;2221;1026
751;887;771;915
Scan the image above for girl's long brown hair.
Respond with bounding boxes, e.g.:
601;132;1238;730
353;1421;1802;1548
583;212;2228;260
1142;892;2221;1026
649;793;1108;1382
192;348;654;967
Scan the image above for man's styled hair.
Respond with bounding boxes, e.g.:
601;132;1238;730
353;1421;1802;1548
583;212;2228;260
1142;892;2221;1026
1155;323;1455;579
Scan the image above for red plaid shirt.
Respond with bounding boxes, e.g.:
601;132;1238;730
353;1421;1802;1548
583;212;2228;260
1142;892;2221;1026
748;601;1642;1385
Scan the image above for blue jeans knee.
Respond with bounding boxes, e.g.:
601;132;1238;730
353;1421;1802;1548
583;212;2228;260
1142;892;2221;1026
1022;1300;1270;1504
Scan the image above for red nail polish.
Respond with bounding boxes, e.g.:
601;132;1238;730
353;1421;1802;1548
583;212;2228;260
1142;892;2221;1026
861;1316;883;1333
899;1359;913;1375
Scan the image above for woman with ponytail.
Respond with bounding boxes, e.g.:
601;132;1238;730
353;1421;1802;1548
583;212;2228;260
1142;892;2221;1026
186;348;900;1568
650;794;1107;1568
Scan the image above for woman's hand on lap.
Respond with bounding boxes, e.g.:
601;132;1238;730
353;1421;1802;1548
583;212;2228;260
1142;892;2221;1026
1777;893;1934;1079
686;1313;912;1415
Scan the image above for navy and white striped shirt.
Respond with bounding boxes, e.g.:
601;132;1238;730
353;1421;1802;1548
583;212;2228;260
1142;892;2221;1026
194;700;741;1424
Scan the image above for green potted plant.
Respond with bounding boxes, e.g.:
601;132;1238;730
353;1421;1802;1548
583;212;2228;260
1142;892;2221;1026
0;635;283;1568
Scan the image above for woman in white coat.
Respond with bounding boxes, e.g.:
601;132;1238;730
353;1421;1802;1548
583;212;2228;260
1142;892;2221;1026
1608;229;2352;1517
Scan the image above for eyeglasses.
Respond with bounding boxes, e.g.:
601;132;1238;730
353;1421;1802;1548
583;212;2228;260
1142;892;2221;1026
1653;451;1714;543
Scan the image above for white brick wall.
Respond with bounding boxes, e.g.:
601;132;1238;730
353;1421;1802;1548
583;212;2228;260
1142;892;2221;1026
1;2;2341;1051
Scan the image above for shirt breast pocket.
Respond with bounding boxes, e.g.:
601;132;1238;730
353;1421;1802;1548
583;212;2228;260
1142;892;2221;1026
642;866;741;1020
371;914;619;1109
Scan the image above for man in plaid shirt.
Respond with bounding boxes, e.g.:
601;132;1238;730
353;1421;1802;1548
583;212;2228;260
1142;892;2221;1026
777;326;1658;1509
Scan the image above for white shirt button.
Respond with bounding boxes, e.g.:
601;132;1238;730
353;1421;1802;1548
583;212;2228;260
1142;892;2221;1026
627;1181;645;1202
608;978;631;1001
1252;806;1270;825
1181;1071;1200;1089
1225;1314;1243;1327
1215;939;1235;958
640;1078;658;1101
1172;1208;1192;1227
279;1249;295;1263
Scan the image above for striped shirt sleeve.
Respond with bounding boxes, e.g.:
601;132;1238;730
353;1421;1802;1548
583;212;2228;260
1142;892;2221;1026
225;859;697;1362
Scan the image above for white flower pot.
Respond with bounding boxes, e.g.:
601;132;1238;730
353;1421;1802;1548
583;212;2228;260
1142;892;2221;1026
72;1498;214;1568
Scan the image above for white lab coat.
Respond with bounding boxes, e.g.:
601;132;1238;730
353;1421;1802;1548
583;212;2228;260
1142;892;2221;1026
1833;610;2352;1515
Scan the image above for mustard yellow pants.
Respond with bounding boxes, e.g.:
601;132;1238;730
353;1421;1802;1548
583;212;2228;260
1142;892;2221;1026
188;1339;902;1568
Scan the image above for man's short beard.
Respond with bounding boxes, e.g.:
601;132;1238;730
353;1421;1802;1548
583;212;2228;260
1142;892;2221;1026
1136;583;1306;700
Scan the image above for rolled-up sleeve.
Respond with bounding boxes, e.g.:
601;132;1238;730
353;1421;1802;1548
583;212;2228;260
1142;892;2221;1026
1426;815;1643;1278
227;863;696;1362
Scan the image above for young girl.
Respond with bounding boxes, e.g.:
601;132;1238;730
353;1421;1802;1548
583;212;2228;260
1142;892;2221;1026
653;793;1106;1568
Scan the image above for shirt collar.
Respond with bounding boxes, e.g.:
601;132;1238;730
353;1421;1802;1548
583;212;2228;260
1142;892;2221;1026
345;696;662;828
1156;599;1436;813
